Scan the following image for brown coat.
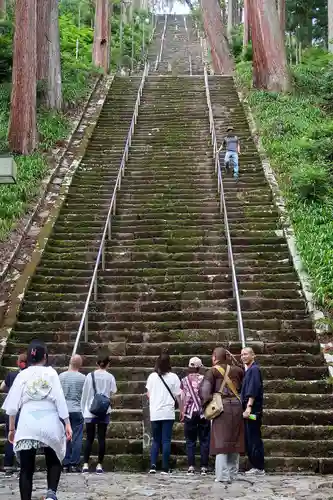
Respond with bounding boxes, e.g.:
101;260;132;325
200;364;245;455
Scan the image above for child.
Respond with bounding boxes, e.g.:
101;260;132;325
218;126;240;179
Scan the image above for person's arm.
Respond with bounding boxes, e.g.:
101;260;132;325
8;415;16;444
80;374;90;414
243;368;261;418
199;369;214;406
146;374;152;399
109;375;117;398
237;138;240;154
217;138;225;154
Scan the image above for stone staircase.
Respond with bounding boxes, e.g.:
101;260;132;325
0;15;332;474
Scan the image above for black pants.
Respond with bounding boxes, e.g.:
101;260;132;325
184;414;210;467
244;415;265;470
84;422;108;464
19;447;61;500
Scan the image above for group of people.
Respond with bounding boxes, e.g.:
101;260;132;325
1;340;263;500
1;340;117;500
147;347;264;483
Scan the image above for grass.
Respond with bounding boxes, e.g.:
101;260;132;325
0;64;96;242
235;53;333;309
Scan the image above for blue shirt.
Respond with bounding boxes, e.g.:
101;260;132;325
240;362;263;414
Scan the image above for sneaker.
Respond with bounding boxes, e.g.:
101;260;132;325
161;469;171;475
71;465;82;473
63;466;71;473
45;491;57;500
4;469;14;478
96;464;104;474
245;468;265;476
187;466;195;475
149;465;157;474
82;463;89;474
200;467;208;476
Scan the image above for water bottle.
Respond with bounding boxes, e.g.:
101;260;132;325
248;414;257;421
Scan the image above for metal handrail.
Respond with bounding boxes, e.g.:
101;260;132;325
155;14;167;71
203;65;246;348
72;62;150;356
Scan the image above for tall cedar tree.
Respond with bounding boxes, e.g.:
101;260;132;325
243;0;250;51
37;0;62;109
201;0;234;74
0;0;5;17
8;0;37;154
93;0;110;72
249;0;290;91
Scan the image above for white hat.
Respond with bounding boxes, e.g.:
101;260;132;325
188;356;203;368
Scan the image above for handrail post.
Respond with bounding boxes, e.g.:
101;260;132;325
93;275;98;301
203;62;246;350
84;315;88;342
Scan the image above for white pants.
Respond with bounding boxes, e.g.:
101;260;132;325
215;453;239;482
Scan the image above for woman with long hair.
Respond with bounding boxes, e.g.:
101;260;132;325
2;340;72;500
80;351;117;474
146;353;181;475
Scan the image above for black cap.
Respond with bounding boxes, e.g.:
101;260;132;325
27;340;48;365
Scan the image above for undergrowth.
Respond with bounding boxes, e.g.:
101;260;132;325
0;7;152;242
235;48;333;309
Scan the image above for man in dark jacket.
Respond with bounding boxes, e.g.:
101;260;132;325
200;347;244;484
241;347;265;476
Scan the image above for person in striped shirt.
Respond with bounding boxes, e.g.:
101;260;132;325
180;357;210;476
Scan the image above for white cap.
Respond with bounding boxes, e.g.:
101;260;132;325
188;356;203;368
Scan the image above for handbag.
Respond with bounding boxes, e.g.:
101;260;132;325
89;372;110;418
204;365;230;420
158;373;178;409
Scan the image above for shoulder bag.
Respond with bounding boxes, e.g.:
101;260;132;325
89;372;110;418
158;373;179;409
204;365;241;420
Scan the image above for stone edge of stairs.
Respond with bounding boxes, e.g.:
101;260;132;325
0;75;115;363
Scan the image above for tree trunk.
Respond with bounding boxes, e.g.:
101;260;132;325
8;0;37;154
201;0;234;75
248;0;290;92
48;0;62;109
232;0;238;25
227;0;233;39
277;0;285;36
242;0;249;53
37;0;50;82
0;0;6;18
92;0;110;73
329;0;333;52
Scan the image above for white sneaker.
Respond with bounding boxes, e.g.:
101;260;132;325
187;466;195;475
245;468;265;476
96;463;104;474
82;463;89;474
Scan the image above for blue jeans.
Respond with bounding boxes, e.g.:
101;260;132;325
150;420;174;471
63;412;84;467
4;414;19;468
224;151;239;176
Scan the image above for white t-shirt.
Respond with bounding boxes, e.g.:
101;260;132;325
146;372;181;421
81;369;117;419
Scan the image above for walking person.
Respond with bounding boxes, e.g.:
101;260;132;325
59;354;86;472
2;340;72;500
217;126;240;179
180;356;210;476
146;353;181;475
241;347;265;476
0;352;27;477
80;351;117;474
200;347;244;484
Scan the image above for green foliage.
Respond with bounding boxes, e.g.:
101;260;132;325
236;52;333;308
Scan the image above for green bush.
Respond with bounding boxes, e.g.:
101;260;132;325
291;164;330;201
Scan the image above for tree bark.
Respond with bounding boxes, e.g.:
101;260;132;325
242;0;249;53
329;0;333;52
0;0;6;18
248;0;290;92
48;0;62;109
201;0;234;75
8;0;37;154
92;0;110;73
37;0;50;82
227;0;233;39
277;0;285;36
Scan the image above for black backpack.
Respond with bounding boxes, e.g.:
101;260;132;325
89;372;110;418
